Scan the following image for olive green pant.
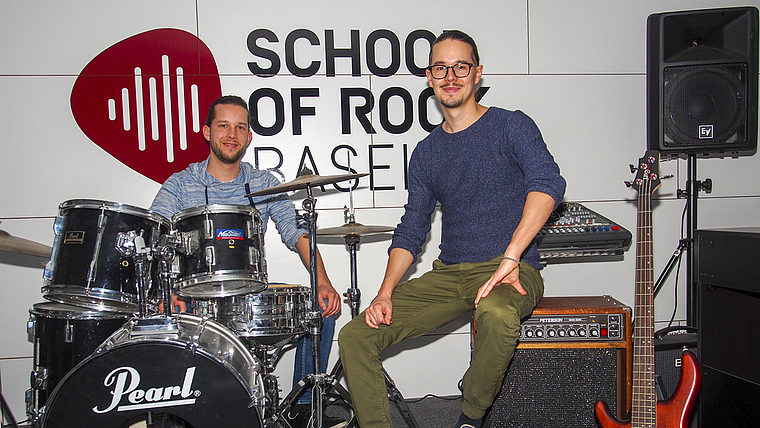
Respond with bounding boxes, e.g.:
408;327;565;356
338;257;544;428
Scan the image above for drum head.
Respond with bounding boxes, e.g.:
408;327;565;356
40;317;263;428
176;274;267;298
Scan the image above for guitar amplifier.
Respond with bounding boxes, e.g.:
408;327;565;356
654;327;699;428
479;296;632;428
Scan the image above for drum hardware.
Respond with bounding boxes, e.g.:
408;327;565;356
247;168;364;428
242;332;306;427
1;389;20;428
315;179;418;428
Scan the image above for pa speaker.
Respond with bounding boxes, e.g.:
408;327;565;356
647;7;759;158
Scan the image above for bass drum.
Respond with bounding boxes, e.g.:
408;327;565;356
40;314;265;428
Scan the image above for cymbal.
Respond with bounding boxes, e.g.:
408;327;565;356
0;229;52;258
245;172;368;197
316;222;395;237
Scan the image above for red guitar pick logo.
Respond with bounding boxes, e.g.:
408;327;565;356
71;29;222;183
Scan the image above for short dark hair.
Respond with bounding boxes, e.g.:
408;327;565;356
429;30;480;66
204;95;250;129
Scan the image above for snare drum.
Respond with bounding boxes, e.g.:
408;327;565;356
40;314;264;428
214;284;311;345
27;302;130;419
42;199;170;314
172;204;267;298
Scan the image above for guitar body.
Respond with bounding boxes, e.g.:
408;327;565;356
595;349;701;428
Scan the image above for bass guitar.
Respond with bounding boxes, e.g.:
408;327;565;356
595;151;701;428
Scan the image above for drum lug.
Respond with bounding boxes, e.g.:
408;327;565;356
42;215;66;282
65;321;74;343
205;246;216;267
27;318;35;339
31;367;49;390
249;247;261;271
177;230;199;255
204;218;214;240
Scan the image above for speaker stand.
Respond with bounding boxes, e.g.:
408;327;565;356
654;154;711;328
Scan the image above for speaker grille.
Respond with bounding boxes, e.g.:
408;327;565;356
486;347;619;428
663;64;747;147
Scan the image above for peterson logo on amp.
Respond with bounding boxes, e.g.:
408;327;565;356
70;29;223;183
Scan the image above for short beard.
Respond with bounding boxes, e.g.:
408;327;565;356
210;141;247;164
440;97;464;109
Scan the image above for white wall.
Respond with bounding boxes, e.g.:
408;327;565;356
2;0;759;421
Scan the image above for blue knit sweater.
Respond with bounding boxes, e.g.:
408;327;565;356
389;107;566;270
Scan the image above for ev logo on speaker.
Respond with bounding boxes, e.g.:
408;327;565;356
699;124;714;139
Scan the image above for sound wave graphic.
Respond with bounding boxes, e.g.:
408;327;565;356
70;28;222;183
106;55;201;163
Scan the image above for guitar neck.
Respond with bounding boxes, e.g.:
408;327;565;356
631;164;656;426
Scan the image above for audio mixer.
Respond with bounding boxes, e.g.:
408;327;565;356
536;202;632;264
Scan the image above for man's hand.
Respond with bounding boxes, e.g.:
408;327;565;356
158;292;188;313
474;258;525;307
365;295;393;329
317;282;341;317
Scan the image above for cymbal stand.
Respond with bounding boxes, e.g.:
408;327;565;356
278;184;355;428
331;166;419;428
327;229;420;428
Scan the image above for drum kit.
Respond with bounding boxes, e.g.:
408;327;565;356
0;170;411;428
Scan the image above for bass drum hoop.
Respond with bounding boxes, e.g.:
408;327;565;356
40;314;264;428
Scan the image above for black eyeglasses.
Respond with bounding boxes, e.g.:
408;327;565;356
427;62;475;79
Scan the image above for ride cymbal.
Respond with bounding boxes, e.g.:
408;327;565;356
316;222;395;237
245;172;368;197
0;229;52;258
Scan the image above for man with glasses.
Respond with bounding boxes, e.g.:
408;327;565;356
338;30;565;428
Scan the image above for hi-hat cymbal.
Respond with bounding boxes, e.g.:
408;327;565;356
316;222;395;237
0;229;52;258
245;172;368;197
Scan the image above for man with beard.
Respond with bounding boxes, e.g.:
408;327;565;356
150;95;341;427
338;31;565;428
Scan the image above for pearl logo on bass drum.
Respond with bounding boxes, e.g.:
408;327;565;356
70;29;223;183
93;366;199;414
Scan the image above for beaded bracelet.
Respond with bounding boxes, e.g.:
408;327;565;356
501;256;519;263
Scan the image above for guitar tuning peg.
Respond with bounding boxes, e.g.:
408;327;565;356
624;181;633;188
661;174;674;179
629;164;638;173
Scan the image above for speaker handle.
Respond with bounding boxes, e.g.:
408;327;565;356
654;325;697;339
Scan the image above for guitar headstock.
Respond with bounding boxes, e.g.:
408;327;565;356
629;150;661;195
